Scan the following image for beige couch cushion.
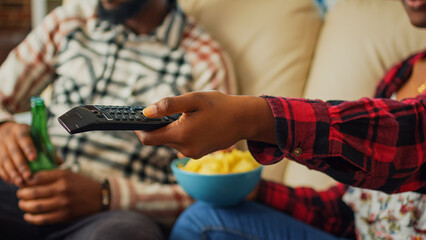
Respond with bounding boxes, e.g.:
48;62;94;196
179;0;323;97
283;0;426;190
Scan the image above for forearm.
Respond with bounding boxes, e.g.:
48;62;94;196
0;36;54;116
231;95;277;145
0;5;78;116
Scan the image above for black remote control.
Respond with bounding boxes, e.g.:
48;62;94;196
58;105;180;134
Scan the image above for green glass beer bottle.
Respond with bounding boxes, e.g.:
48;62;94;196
28;96;57;172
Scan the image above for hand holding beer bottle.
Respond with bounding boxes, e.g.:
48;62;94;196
0;96;57;186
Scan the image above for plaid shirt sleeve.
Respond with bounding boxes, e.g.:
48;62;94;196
249;94;426;194
0;5;87;121
248;51;426;194
258;181;355;238
247;42;426;240
107;177;194;227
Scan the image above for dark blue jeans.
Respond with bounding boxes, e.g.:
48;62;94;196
0;179;164;240
170;201;350;240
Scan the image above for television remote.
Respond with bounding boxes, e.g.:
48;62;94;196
58;105;180;134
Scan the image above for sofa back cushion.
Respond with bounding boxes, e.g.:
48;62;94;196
179;0;323;97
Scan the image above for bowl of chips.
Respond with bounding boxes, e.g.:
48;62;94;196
171;149;262;207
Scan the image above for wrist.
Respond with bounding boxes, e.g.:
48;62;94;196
100;179;111;211
239;96;276;144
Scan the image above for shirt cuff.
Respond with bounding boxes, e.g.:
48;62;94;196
249;96;331;165
107;176;123;210
247;140;284;165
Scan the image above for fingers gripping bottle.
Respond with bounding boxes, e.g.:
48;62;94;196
28;96;57;172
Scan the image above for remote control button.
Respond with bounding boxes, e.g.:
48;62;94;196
101;111;113;121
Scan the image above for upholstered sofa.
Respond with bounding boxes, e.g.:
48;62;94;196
178;0;426;190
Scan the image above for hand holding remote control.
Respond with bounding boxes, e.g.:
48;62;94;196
58;105;180;134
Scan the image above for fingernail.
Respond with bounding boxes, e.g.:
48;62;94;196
143;106;156;117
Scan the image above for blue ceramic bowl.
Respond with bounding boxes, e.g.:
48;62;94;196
171;158;262;207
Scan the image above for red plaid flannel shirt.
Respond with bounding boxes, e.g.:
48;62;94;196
248;50;426;238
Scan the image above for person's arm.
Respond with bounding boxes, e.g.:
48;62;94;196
0;22;56;120
0;2;93;185
0;5;86;184
258;181;355;238
0;4;86;120
248;94;426;194
136;91;426;193
107;177;193;227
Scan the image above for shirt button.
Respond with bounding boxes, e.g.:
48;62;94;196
293;147;302;157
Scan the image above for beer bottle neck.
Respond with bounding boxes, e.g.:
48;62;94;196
31;101;50;141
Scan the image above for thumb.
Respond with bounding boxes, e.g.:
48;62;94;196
143;93;199;118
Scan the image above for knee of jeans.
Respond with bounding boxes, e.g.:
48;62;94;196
170;203;213;240
173;202;221;230
89;211;164;240
181;202;214;219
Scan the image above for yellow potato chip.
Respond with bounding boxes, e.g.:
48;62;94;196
179;149;260;174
